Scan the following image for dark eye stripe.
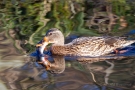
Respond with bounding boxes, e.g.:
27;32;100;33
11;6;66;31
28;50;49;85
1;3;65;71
46;31;53;36
46;29;57;36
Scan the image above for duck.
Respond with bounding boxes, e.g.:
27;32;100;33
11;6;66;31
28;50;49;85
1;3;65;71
36;28;135;57
36;41;65;72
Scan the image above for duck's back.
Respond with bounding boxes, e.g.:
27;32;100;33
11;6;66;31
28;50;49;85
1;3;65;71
64;36;135;57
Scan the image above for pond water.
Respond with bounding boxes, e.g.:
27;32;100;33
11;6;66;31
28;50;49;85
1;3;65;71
1;0;135;90
0;30;135;90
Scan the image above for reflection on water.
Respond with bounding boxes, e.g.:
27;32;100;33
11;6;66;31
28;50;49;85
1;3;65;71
1;31;135;90
1;0;135;89
47;55;65;74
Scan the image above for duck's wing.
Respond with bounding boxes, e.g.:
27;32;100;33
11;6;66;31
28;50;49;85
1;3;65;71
67;36;135;47
104;36;135;47
66;37;103;45
65;36;135;56
66;36;110;46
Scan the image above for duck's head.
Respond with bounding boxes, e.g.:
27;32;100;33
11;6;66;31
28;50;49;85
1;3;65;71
43;28;64;46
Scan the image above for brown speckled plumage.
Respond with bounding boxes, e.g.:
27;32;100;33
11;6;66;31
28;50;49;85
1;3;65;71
44;28;135;57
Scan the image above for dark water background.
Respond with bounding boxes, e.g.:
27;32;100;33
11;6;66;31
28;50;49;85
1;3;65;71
1;0;135;90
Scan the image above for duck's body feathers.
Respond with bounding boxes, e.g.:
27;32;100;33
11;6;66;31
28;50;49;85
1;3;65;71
51;36;135;57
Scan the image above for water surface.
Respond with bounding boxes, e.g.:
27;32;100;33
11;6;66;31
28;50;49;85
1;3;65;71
1;30;135;90
1;0;135;90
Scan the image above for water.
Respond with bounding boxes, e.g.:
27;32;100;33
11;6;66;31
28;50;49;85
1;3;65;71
1;30;135;90
1;0;135;90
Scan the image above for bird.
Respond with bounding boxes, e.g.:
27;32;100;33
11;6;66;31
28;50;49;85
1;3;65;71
36;41;65;72
36;28;135;57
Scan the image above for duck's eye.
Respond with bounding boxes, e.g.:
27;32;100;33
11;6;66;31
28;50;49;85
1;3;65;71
49;33;52;36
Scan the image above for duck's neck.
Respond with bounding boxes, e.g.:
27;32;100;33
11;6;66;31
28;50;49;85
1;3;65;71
51;36;65;55
52;43;64;46
51;45;65;55
52;38;65;46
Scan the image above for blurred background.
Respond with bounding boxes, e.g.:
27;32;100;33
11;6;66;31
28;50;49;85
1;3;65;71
1;0;135;53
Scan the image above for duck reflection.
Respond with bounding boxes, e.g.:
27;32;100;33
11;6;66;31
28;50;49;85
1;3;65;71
75;55;126;63
41;54;126;74
1;55;134;90
46;55;65;74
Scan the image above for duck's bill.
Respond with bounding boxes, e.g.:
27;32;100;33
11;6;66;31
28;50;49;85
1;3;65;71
43;37;49;42
36;37;49;47
43;36;53;43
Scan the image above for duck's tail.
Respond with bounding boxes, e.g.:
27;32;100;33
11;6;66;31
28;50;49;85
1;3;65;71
122;40;135;47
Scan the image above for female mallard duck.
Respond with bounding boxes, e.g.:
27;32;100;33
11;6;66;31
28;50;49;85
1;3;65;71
36;41;65;72
37;28;135;57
